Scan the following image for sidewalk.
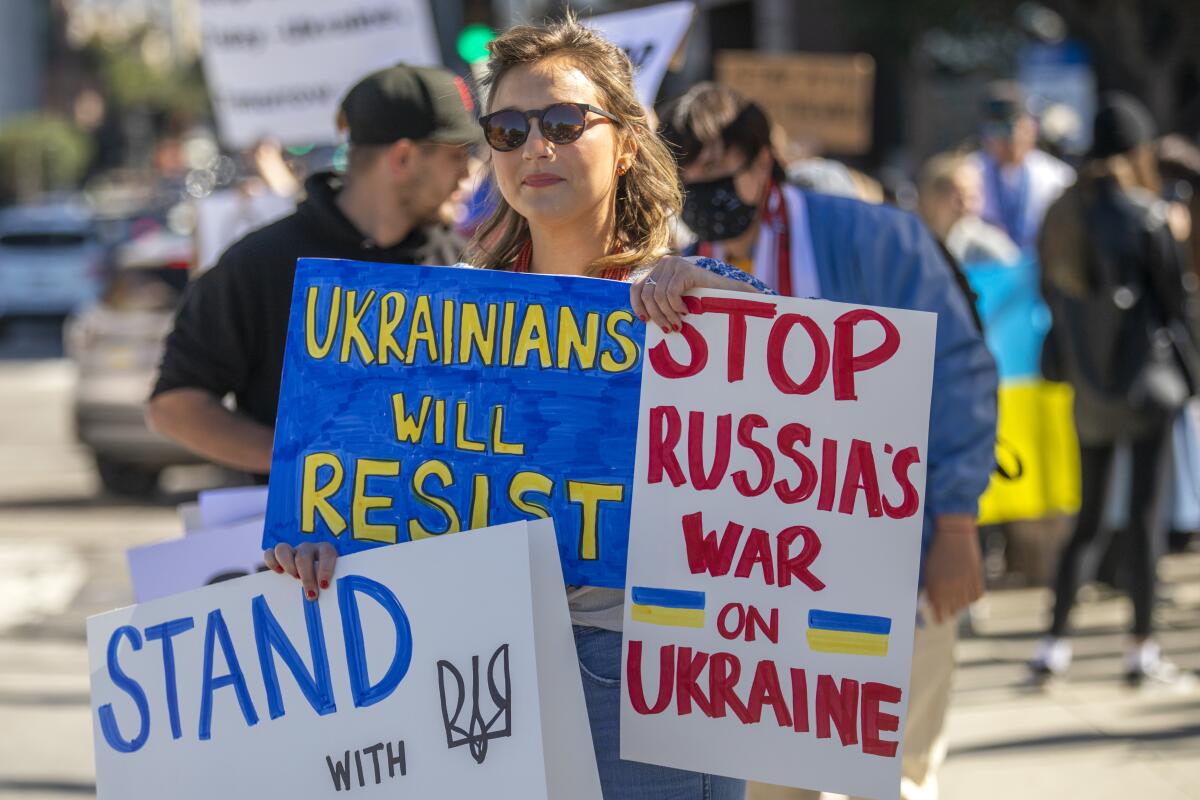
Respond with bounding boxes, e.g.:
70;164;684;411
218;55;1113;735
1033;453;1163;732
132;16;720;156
940;551;1200;800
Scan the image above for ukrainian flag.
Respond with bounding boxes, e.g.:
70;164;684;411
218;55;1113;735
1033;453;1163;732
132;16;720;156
806;610;891;657
630;587;706;628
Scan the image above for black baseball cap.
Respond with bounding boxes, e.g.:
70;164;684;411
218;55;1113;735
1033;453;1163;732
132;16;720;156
1090;92;1156;159
339;63;480;146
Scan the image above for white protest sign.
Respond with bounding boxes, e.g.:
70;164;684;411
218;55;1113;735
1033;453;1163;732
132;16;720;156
195;189;294;272
587;2;695;108
620;291;936;800
197;0;440;148
127;517;266;604
91;520;601;800
197;485;270;528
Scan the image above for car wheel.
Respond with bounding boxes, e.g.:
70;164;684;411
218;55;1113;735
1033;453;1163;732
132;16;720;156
95;455;161;497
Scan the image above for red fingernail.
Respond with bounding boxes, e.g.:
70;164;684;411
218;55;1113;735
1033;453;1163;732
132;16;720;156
673;324;681;332
638;315;646;322
274;566;284;574
661;326;670;333
307;590;316;599
320;580;329;589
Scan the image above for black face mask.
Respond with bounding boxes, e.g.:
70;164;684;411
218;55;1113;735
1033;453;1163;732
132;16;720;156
681;174;757;241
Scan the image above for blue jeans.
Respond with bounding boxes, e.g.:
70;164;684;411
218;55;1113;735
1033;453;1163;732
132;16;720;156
574;625;746;800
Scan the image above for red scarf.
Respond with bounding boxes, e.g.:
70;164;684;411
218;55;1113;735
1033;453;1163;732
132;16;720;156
510;239;631;281
697;179;792;296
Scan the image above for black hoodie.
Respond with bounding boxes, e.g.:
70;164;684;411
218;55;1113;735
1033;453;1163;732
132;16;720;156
153;171;464;432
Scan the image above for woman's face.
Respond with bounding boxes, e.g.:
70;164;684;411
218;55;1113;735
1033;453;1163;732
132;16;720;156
488;58;629;232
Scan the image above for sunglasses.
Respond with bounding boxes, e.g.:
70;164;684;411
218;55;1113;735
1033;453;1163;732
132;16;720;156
479;102;620;152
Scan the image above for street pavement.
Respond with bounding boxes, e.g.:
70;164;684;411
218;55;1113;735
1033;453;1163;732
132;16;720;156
0;322;1197;799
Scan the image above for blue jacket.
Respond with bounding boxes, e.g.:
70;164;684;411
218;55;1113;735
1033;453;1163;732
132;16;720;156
803;191;999;559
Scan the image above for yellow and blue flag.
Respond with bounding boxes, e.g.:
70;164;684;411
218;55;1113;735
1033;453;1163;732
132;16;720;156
630;586;705;628
806;609;891;657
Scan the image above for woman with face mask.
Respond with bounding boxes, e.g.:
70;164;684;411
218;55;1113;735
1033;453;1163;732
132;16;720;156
663;82;1000;800
265;15;769;800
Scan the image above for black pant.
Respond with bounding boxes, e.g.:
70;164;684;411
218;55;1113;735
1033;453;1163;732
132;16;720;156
1050;424;1171;638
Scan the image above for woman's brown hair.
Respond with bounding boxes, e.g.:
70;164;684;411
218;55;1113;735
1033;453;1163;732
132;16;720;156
465;14;682;276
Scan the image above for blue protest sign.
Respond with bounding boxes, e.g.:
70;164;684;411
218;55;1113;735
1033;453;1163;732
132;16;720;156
263;259;644;587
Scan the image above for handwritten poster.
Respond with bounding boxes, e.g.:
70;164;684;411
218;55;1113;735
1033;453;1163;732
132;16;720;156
197;0;440;148
587;2;695;108
127;517;267;603
264;259;644;587
620;291;936;799
91;520;601;799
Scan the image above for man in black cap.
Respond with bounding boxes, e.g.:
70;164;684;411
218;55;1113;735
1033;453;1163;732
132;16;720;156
147;64;477;478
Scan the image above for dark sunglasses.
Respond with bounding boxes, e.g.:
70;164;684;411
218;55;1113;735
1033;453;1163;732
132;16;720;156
479;102;620;152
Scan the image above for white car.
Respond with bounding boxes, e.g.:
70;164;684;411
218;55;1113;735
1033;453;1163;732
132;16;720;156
66;228;204;495
0;203;106;325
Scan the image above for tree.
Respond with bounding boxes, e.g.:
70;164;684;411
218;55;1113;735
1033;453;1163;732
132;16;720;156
0;114;93;204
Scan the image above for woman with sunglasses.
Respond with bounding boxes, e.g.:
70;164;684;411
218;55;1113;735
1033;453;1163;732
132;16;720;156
267;16;765;799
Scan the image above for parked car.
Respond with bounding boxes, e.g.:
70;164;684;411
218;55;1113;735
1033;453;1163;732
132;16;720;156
0;202;106;329
65;226;205;496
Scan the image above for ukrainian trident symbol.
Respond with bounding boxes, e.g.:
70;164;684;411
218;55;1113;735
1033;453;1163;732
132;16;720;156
436;644;513;764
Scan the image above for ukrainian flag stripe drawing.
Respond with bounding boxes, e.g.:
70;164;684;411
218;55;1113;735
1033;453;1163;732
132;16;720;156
631;587;705;609
807;610;892;656
630;586;705;628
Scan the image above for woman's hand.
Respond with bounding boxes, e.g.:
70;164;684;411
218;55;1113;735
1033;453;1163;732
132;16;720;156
263;542;338;601
630;256;760;333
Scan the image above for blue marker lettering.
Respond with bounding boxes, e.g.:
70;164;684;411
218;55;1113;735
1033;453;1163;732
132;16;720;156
338;575;413;707
97;625;151;753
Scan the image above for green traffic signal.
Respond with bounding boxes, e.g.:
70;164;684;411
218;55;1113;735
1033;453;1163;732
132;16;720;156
456;23;495;64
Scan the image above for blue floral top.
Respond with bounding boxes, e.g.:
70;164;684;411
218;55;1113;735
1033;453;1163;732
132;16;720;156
689;256;776;295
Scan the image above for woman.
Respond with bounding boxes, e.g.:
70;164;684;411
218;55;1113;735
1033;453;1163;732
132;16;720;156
266;16;766;799
1030;94;1200;687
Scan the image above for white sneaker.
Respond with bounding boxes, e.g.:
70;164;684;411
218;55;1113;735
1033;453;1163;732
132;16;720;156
1028;637;1072;681
1125;643;1194;689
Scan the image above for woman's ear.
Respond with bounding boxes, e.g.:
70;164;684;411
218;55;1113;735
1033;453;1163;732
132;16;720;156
618;130;639;174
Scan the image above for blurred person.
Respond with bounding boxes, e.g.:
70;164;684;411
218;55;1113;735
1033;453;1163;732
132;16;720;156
970;82;1075;250
918;151;1020;266
146;64;476;479
660;82;998;800
1031;94;1200;687
1157;134;1200;271
265;16;772;800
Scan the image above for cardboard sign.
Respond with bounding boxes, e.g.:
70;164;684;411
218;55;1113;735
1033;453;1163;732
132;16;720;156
197;0;440;148
264;259;644;587
619;291;936;799
91;520;601;799
715;51;875;155
587;2;695;107
127;518;267;604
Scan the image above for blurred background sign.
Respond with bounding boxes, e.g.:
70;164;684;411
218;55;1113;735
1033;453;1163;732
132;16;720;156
586;1;695;109
715;50;875;155
197;0;440;148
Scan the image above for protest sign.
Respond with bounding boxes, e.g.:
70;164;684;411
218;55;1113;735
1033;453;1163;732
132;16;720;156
91;520;601;800
197;485;270;529
587;2;695;108
127;517;267;604
619;290;936;799
195;188;293;272
715;51;875;155
264;259;644;587
197;0;440;148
